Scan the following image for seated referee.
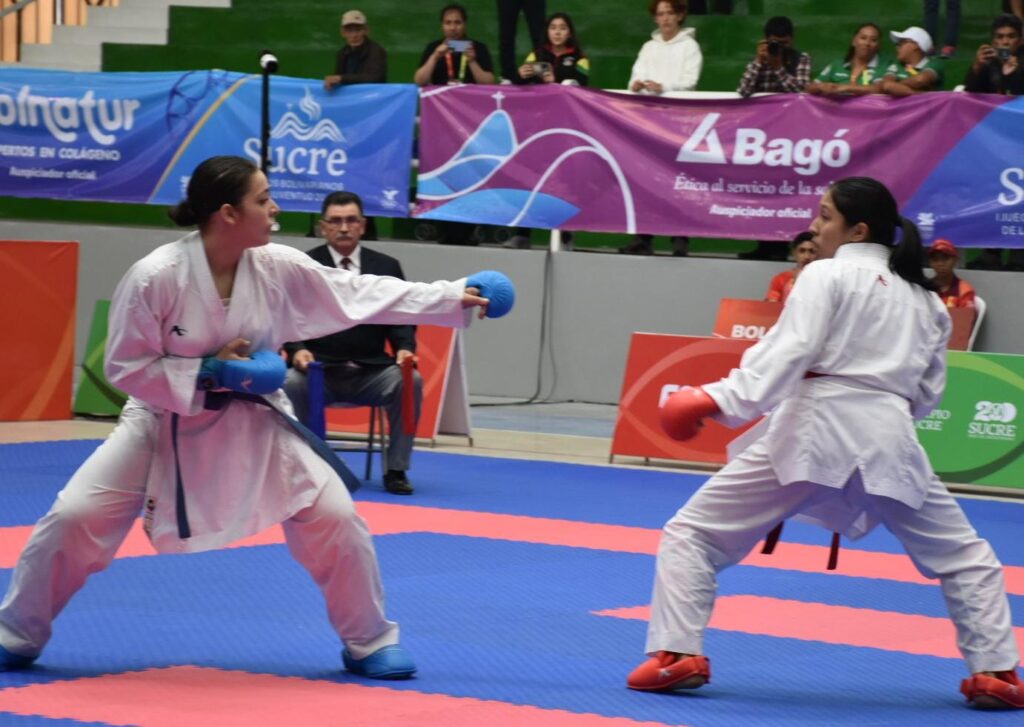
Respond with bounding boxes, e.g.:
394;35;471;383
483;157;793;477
283;191;422;495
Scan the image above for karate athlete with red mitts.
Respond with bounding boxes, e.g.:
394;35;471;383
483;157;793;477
628;177;1022;711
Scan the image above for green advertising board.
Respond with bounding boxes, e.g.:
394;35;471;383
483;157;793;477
72;300;127;417
916;351;1024;491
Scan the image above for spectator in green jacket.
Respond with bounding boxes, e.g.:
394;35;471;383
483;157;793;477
806;23;891;97
880;26;945;95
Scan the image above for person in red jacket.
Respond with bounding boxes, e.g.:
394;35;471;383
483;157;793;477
765;231;819;304
928;238;976;308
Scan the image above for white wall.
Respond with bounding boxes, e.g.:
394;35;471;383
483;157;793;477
3;220;1023;404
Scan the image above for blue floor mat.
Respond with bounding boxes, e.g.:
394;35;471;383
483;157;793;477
0;440;1020;726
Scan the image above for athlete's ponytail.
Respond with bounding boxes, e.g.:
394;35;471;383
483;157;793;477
891;216;935;291
828;177;935;291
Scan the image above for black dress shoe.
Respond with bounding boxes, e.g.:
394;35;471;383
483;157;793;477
383;470;414;495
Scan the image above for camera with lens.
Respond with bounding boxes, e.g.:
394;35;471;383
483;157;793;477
767;40;782;56
531;61;552;76
995;47;1012;62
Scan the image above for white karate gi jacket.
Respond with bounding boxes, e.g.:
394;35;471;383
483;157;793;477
105;233;470;553
703;243;952;537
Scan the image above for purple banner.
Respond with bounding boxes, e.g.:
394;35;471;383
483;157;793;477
414;85;1023;247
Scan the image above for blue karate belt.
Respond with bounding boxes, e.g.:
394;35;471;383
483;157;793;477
171;391;362;540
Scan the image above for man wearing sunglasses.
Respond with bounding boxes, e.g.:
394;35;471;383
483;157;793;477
283;191;422;495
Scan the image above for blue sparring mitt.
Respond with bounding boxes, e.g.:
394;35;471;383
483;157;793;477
466;270;515;318
197;349;286;395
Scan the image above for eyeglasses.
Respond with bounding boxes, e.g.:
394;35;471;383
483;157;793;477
321;216;364;227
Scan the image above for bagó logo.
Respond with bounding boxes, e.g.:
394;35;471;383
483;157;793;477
676;113;727;164
676;112;853;176
243;86;347;175
381;188;400;209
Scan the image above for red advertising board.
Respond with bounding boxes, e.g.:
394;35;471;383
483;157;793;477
712;299;782;340
611;334;753;465
0;241;78;421
713;297;975;350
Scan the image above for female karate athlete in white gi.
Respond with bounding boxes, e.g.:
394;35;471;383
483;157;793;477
628;177;1021;710
0;156;492;680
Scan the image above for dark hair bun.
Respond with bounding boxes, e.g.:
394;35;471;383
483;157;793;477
167;200;199;227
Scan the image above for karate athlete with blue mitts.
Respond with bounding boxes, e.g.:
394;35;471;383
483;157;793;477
628;177;1021;711
0;155;514;681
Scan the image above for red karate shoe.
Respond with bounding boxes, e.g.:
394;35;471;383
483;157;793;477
627;651;710;692
961;670;1024;709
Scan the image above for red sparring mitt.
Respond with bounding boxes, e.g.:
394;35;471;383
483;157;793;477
660;386;720;441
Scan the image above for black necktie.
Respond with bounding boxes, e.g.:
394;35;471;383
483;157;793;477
341;257;352;271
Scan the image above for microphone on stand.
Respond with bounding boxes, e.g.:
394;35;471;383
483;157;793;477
258;50;278;175
259;50;279;74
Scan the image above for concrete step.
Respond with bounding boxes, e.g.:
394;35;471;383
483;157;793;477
19;42;102;71
86;5;169;31
52;23;167;46
14;0;230;71
119;0;230;6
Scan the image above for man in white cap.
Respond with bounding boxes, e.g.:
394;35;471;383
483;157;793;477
879;26;944;94
324;9;387;90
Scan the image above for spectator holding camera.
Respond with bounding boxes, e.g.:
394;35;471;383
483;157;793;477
737;15;811;97
735;15;809;260
504;12;588;249
414;3;496;86
519;12;589;85
628;0;703;96
965;14;1024;95
806;23;890;96
878;27;944;95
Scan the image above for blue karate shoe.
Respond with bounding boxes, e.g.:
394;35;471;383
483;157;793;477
0;644;35;671
342;644;416;680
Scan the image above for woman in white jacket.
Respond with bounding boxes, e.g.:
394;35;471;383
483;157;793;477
621;0;703;256
628;0;703;95
627;177;1022;711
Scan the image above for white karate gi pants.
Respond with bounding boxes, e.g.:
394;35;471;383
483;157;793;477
646;440;1019;674
0;405;398;661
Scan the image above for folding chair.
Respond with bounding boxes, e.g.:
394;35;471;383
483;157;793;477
966;295;986;351
304;361;387;480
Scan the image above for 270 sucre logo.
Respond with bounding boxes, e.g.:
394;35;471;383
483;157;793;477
968;401;1018;440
